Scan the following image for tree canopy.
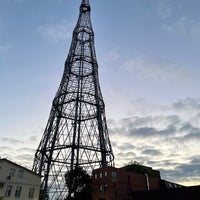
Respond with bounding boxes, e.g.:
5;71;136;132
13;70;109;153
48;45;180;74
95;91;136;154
65;166;91;200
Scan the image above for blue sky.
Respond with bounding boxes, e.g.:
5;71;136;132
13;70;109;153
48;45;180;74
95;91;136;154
0;0;200;186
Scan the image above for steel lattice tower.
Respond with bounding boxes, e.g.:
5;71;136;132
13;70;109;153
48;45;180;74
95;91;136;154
32;0;114;199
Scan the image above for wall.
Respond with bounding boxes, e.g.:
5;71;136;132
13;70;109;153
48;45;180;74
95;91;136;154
0;159;40;200
92;166;161;200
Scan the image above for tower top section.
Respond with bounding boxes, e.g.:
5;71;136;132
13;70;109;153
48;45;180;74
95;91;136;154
82;0;90;5
80;0;91;13
75;0;92;34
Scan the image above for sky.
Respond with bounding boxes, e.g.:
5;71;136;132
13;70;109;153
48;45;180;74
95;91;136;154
0;0;200;186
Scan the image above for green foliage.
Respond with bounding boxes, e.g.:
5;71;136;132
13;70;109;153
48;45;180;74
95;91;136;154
123;164;148;174
65;166;92;200
122;160;155;177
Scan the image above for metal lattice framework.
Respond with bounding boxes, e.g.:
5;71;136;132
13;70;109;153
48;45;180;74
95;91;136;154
32;0;114;199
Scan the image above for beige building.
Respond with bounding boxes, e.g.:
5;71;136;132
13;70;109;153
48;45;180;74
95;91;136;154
0;158;41;200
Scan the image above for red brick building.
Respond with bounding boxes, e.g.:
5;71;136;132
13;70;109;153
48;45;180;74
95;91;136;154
132;185;200;200
92;164;163;200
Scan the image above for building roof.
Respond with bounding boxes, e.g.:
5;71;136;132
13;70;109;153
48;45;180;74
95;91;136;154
120;163;160;177
161;179;184;189
0;158;41;177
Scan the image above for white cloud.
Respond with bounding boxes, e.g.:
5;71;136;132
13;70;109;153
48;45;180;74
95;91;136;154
163;16;188;34
38;20;73;45
156;0;200;41
1;96;199;185
172;98;200;113
163;16;200;41
121;57;189;81
0;133;40;168
105;47;120;61
1;137;24;144
157;0;172;19
127;99;171;117
108;97;200;185
171;98;200;129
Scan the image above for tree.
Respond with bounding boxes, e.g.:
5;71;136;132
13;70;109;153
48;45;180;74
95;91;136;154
65;166;91;200
39;189;49;200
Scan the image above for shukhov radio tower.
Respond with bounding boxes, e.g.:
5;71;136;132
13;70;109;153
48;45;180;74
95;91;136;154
32;0;114;199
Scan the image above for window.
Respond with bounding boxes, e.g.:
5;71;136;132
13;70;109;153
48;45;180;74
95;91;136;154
128;175;131;184
99;184;103;192
5;185;12;197
18;169;24;178
104;184;108;192
104;171;107;177
15;186;22;198
28;188;35;199
111;172;117;179
94;173;97;179
99;172;102;178
93;186;97;193
9;168;16;177
0;182;4;188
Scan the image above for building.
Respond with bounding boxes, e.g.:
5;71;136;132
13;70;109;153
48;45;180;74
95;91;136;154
0;158;41;200
92;164;182;200
132;185;200;200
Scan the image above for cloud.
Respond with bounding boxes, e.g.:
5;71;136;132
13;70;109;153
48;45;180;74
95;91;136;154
17;147;35;153
163;16;188;34
0;44;12;52
190;156;200;165
172;98;200;127
15;153;34;161
142;149;163;156
116;143;136;151
15;154;35;169
38;20;73;44
160;157;200;184
109;98;171;118
111;113;200;145
1;96;199;185
1;137;24;144
105;47;120;61
0;134;40;168
108;98;200;185
117;152;136;159
126;125;176;138
182;130;200;143
29;135;39;142
172;98;200;113
156;0;200;41
163;16;200;41
0;146;13;151
121;57;189;81
157;0;172;19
